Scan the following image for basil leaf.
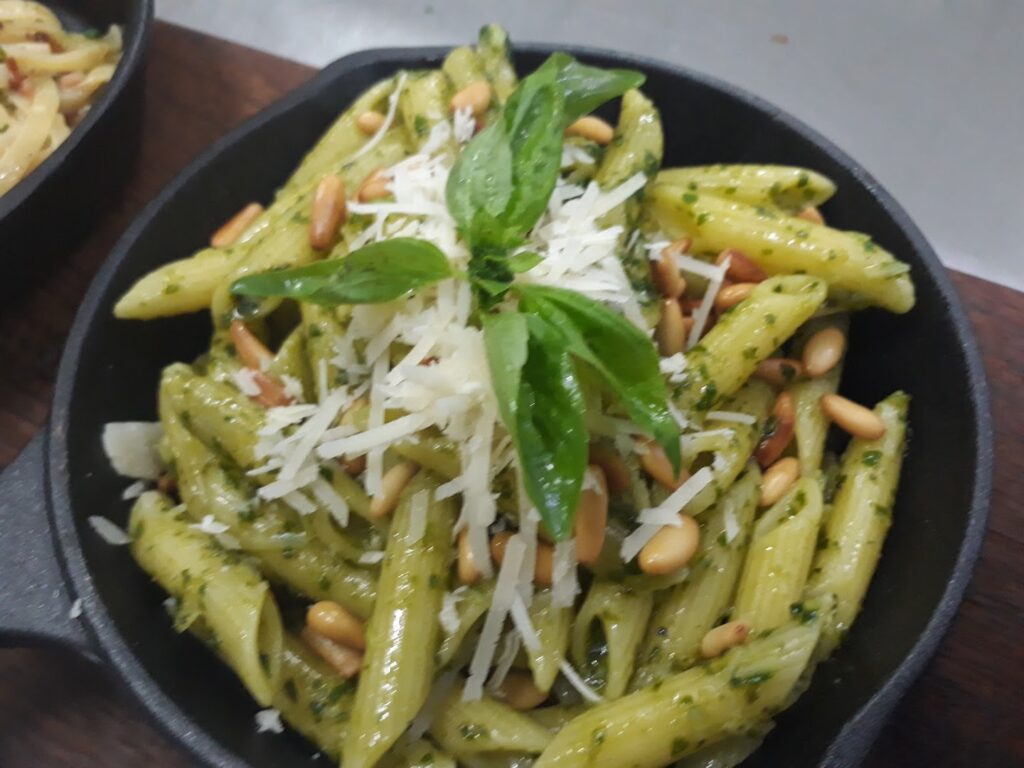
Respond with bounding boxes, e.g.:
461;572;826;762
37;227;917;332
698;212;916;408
538;53;646;122
500;68;566;239
508;251;543;274
482;312;529;439
516;315;588;540
231;238;452;305
518;284;681;473
445;120;514;247
484;311;588;540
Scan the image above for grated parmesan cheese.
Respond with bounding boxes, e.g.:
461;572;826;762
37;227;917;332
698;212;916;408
121;480;149;500
508;593;541;652
254;708;284;734
621;467;714;562
281;491;317;516
687;255;730;349
659;353;688;383
102;422;164;480
706;410;757;425
439;588;466;635
189;515;229;535
232;368;261;397
348;72;406;162
258;464;320;501
311;477;349;528
464;534;526;701
453;106;476;143
487;631;522;692
551;540;580;609
88;515;130;545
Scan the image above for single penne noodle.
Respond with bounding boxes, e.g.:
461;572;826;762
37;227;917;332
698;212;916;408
656;164;836;212
429;683;553;757
343;473;455;768
790;314;850;476
649;183;915;313
733;477;824;632
526;589;573;692
807;391;910;654
632;464;761;688
571;581;652;700
676;275;827;413
272;633;355;761
129;491;283;706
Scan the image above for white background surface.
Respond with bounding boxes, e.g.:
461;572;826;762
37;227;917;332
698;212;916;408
156;0;1023;291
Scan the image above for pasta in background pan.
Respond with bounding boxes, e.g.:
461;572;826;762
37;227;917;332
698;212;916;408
0;0;122;196
103;24;911;768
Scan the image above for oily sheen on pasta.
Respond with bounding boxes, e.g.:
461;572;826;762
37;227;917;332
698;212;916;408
106;24;912;768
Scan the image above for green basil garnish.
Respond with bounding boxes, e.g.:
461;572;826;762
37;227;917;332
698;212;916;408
231;238;453;305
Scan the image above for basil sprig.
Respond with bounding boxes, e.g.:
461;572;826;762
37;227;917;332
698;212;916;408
231;52;678;541
231;238;453;304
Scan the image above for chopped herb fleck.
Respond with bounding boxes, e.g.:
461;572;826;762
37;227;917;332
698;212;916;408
862;450;883;467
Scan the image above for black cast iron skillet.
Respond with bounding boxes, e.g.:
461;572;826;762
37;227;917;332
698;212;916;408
0;43;993;767
0;0;152;279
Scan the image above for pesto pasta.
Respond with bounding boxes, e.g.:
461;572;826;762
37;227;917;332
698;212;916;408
106;23;914;768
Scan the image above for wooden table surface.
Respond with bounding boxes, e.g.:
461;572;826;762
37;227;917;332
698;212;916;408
1;22;1021;768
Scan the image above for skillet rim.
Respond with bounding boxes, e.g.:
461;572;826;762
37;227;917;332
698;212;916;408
44;42;993;768
0;0;155;225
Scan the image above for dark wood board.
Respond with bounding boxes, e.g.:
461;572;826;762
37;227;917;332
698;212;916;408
0;21;1020;768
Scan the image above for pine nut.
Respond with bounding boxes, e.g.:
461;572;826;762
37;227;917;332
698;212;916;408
575;466;608;566
497;671;548;710
458;528;483;585
700;620;751;658
796;206;825;225
157;473;177;495
565;115;615;146
309;175;348;251
639;439;689;491
662;237;693;259
656;299;686;356
755;391;795;468
450;80;492;116
491;532;554;587
211;202;264;248
370;462;419;518
714;282;757;312
356;167;391;202
58;71;85;89
716;249;766;283
755;357;805;387
638;514;700;575
587;444;630;495
301;626;363;679
307;600;366;650
683;315;695;339
760;457;800;507
229;320;273;370
356;110;386;135
821;394;886;440
251;371;293;408
650;249;685;299
339;398;368;476
802;327;846;378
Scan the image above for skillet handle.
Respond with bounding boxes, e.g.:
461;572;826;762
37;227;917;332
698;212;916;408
0;432;97;660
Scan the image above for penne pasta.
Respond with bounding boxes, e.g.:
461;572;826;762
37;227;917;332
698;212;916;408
107;27;917;766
